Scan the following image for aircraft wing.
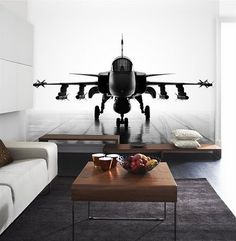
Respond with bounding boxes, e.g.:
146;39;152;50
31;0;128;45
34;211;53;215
70;73;99;77
145;80;212;100
146;73;173;77
33;80;98;88
147;80;212;88
33;79;99;100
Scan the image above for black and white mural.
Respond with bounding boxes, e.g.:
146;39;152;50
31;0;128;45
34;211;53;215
28;0;218;144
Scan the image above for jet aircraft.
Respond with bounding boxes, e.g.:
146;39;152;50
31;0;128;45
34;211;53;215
33;37;212;128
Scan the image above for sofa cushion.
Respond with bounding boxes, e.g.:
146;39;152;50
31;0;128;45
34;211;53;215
0;158;48;219
0;185;14;234
0;140;13;167
5;142;58;183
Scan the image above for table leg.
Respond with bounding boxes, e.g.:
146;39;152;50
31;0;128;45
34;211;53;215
88;201;91;219
72;201;75;241
164;202;166;219
174;202;177;241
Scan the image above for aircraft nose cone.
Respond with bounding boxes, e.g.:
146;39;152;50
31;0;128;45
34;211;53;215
109;72;135;97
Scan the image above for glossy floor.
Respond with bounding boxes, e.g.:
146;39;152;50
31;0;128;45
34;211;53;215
27;108;215;144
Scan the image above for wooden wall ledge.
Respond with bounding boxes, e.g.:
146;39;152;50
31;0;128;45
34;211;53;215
103;143;221;160
38;134;120;144
38;134;221;160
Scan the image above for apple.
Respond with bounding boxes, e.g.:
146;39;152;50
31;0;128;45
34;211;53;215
135;159;141;166
132;154;142;162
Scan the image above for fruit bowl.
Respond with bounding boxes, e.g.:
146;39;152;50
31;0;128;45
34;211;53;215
118;153;160;174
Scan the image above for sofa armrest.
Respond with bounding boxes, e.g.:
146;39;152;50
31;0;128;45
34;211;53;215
5;141;58;182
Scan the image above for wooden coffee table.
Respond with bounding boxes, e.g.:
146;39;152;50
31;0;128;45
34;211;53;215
71;162;177;241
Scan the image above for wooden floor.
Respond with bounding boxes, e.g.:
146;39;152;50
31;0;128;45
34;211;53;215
26;109;236;217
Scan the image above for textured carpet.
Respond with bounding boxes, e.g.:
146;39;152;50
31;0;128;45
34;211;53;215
0;178;236;241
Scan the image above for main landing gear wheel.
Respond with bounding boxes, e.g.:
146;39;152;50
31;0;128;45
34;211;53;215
145;105;150;120
116;117;129;129
124;118;128;129
94;106;100;120
116;118;121;128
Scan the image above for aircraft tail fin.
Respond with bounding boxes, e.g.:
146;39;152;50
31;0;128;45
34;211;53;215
121;34;124;57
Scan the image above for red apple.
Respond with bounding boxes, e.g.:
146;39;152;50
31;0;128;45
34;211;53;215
136;159;141;166
133;154;142;162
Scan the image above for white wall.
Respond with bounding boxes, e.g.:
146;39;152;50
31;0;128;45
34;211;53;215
221;22;236;150
0;111;28;141
0;0;31;141
0;0;28;20
218;1;236;147
29;0;218;113
214;1;236;145
220;0;236;17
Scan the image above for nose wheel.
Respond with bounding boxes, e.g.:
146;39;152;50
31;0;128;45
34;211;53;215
116;116;128;129
144;105;150;120
94;105;100;120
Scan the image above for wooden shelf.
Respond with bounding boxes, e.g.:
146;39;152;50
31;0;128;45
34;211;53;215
38;134;120;144
103;143;221;160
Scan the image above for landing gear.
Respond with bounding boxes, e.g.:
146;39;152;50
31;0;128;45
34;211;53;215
135;95;150;121
144;105;150;120
135;96;144;113
100;94;109;114
124;118;128;129
116;114;129;129
94;106;100;120
116;118;121;128
94;94;110;120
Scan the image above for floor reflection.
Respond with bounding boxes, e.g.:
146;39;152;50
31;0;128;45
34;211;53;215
27;109;215;144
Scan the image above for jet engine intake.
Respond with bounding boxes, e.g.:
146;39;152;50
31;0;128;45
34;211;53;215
145;86;156;98
88;86;100;98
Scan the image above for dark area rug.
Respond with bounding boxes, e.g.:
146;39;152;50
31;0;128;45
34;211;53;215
0;178;236;241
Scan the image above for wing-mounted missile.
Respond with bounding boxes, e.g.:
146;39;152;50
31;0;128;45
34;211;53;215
88;86;100;98
56;84;69;100
76;84;86;100
198;80;212;88
56;94;69;100
158;84;169;99
145;87;156;98
176;84;189;100
33;80;46;88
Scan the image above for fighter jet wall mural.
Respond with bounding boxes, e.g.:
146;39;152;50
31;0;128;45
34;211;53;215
33;37;212;128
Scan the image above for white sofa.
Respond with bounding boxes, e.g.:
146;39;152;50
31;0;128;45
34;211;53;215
0;141;58;235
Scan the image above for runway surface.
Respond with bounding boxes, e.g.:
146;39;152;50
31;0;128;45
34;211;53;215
27;107;215;144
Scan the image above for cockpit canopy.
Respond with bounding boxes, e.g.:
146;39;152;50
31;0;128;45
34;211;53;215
112;57;133;72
